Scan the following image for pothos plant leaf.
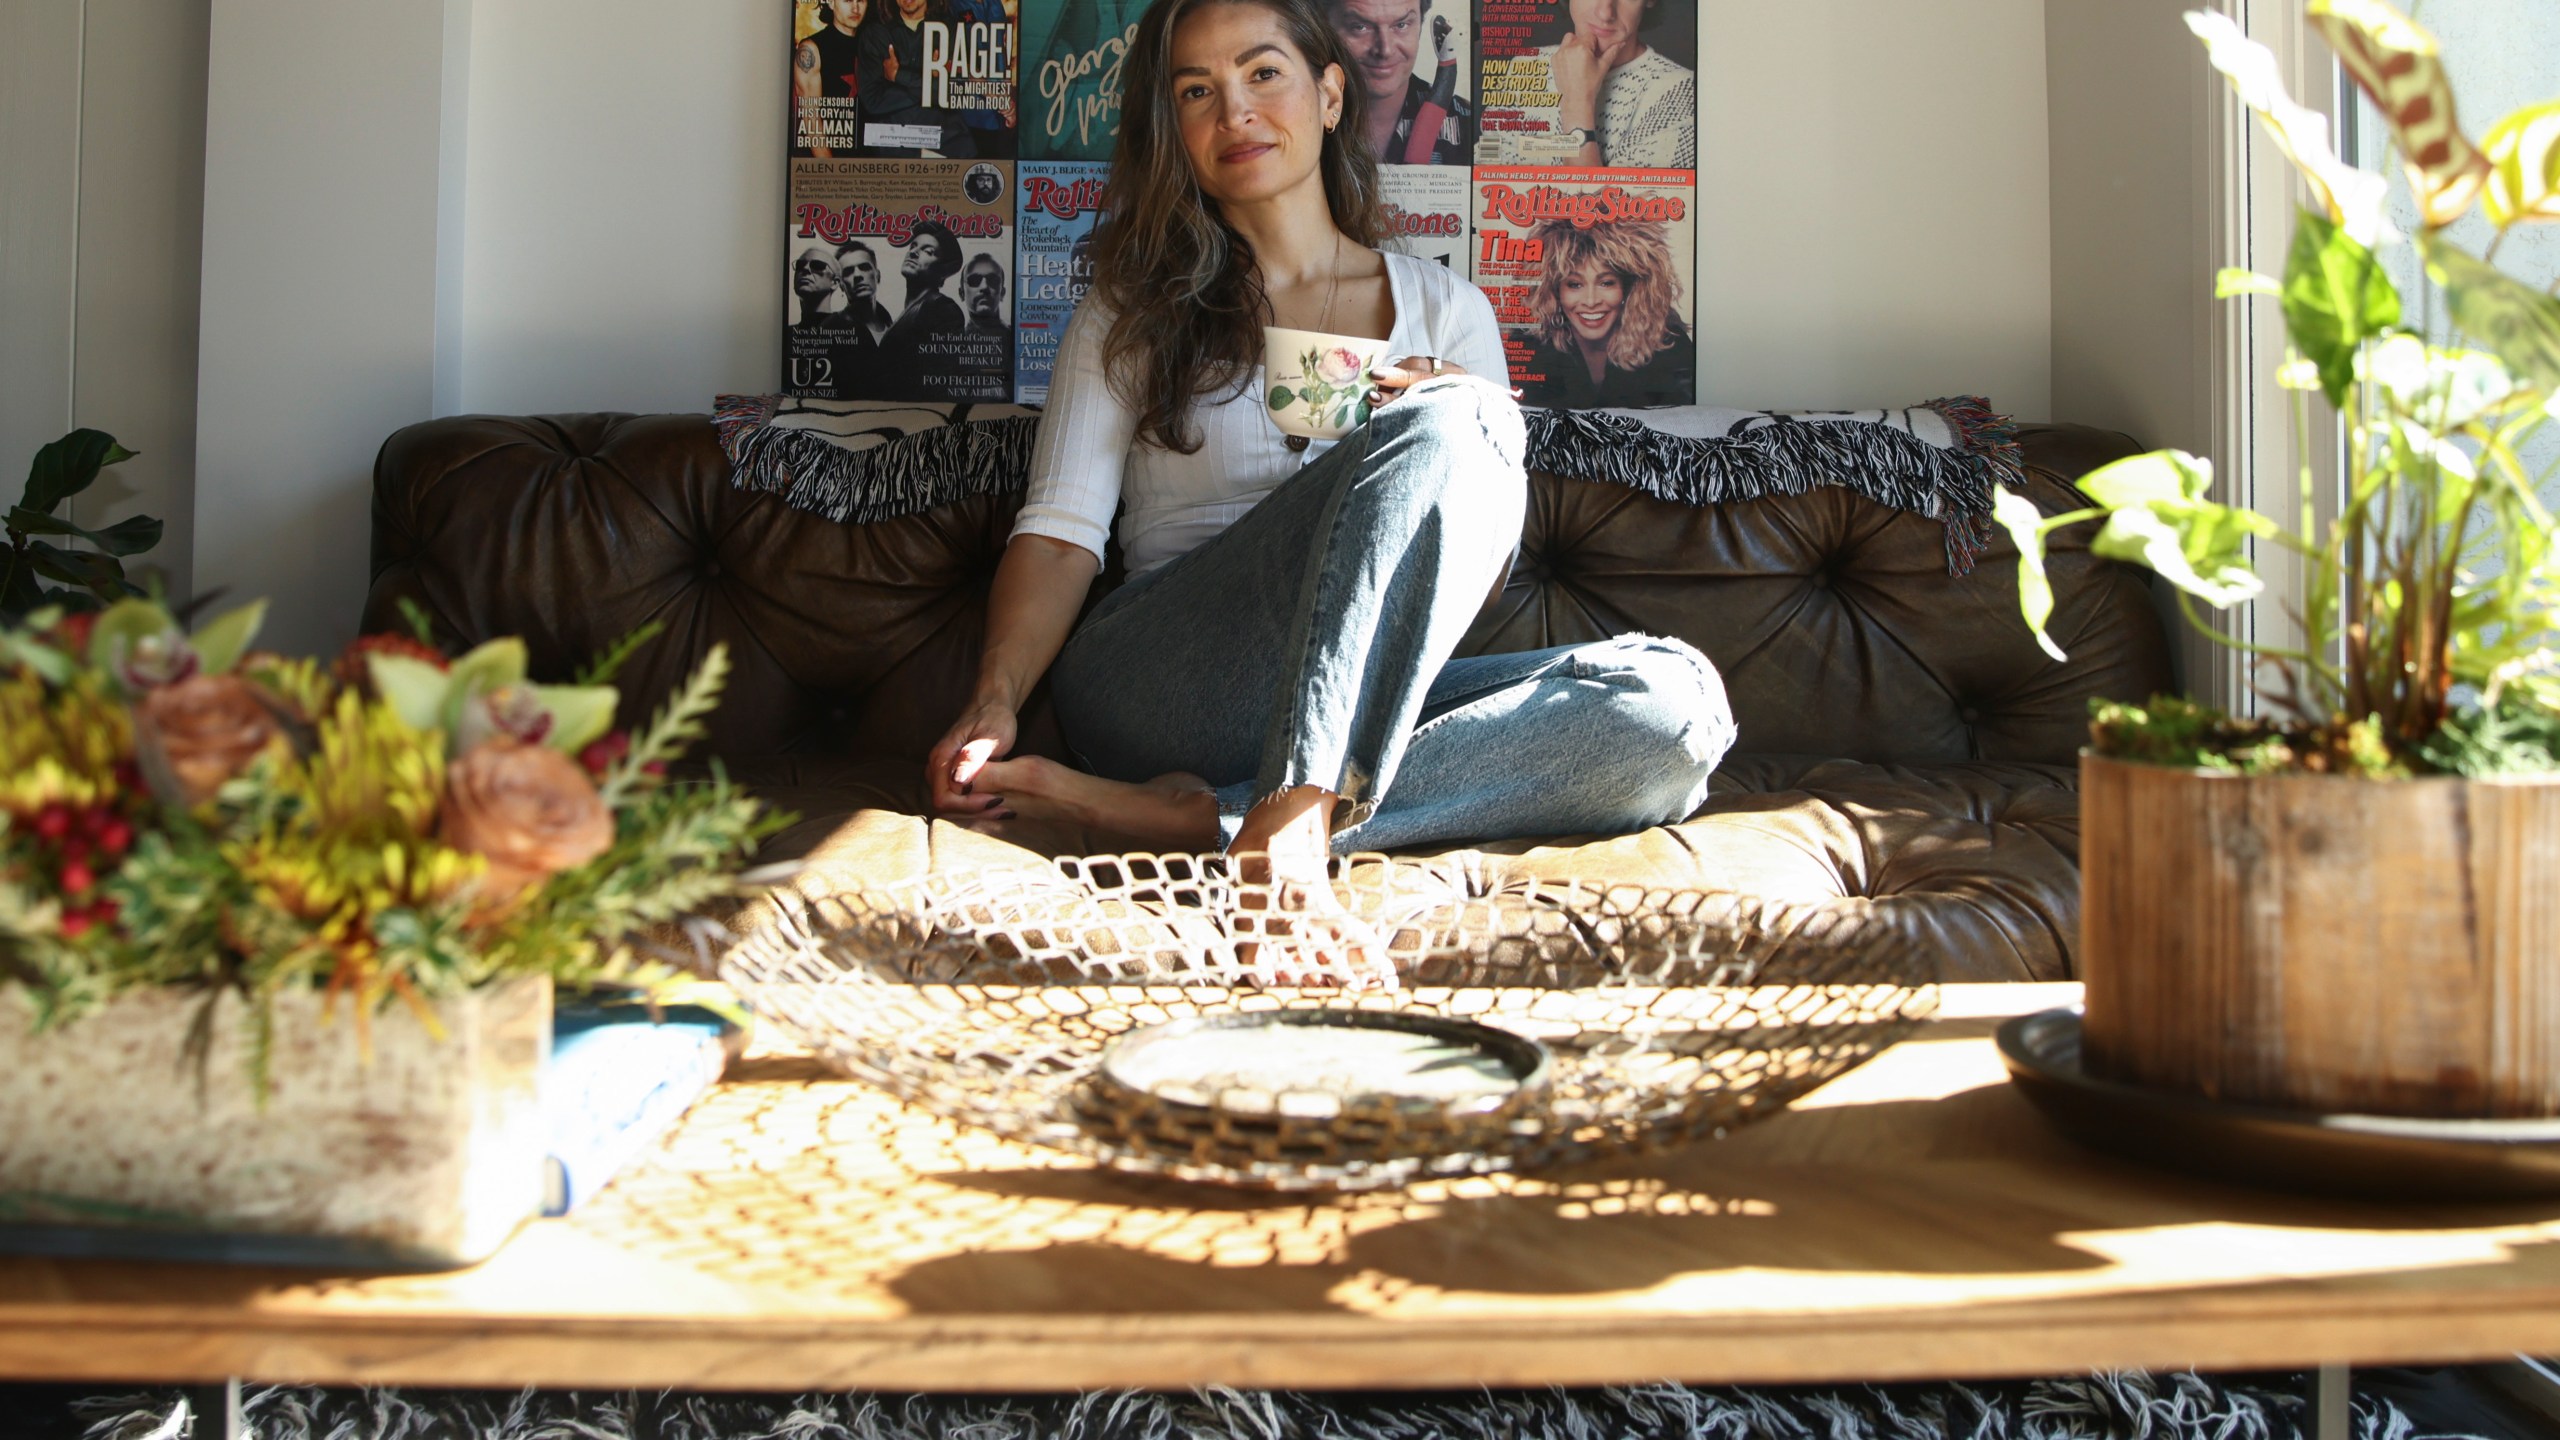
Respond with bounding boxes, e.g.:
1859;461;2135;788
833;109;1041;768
2283;208;2402;407
2079;450;2273;608
1989;488;2066;662
2090;502;2273;609
2187;10;2392;246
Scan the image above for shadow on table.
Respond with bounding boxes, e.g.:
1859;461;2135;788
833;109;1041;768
891;1078;2560;1310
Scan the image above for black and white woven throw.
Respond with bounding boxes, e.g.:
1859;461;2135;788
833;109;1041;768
31;1371;2507;1440
713;394;2022;576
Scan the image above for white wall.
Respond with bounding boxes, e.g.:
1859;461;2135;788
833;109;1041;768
1;3;82;518
193;0;458;657
75;0;212;599
1;0;210;603
1700;0;2052;417
456;0;783;415
2046;0;2209;457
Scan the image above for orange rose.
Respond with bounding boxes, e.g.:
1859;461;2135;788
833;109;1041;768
439;736;615;908
136;674;282;806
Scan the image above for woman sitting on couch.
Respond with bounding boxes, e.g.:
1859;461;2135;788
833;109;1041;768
924;0;1735;951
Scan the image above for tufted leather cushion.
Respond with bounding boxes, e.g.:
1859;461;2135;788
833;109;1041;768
365;413;2174;981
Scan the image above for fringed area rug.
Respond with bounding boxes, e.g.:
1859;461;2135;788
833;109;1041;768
712;395;2021;576
28;1371;2514;1440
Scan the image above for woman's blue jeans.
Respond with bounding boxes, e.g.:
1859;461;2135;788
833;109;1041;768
1048;377;1738;855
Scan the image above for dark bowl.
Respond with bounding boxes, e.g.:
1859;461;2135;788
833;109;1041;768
1999;1007;2560;1201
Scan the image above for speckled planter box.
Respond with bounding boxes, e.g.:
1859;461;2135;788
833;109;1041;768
0;977;549;1270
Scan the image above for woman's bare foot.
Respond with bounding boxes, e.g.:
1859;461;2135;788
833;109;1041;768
964;755;1219;850
1230;786;1397;988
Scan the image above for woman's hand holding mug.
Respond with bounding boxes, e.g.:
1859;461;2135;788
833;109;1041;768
1364;355;1472;411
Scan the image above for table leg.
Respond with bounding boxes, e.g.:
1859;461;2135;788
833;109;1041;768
2314;1362;2349;1440
222;1377;243;1440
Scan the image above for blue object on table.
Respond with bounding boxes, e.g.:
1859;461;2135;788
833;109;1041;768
542;995;740;1217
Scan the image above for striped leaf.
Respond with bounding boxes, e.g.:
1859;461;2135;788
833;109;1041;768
2484;100;2560;227
2309;0;2491;229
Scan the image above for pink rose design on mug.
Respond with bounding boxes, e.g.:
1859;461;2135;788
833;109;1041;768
1314;346;1367;385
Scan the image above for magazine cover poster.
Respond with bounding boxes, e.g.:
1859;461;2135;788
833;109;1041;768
1380;165;1470;272
796;0;1016;158
1468;165;1695;409
786;158;1016;402
1020;0;1145;159
792;0;866;158
1321;0;1474;165
1014;162;1108;404
1474;0;1695;168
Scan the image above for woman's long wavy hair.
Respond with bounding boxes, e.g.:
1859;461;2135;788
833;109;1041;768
1089;0;1389;453
1528;218;1686;372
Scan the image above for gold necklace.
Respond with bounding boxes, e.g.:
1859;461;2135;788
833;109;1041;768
1320;233;1341;332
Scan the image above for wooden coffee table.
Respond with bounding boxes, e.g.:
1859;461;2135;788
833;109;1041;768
5;983;2560;1402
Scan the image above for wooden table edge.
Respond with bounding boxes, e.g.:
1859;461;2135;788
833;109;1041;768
10;1287;2560;1391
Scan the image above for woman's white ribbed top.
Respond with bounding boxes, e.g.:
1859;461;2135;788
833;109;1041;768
1010;250;1509;577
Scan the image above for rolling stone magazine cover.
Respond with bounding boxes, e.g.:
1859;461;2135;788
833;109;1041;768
783;0;1697;407
787;158;1016;402
1470;166;1695;408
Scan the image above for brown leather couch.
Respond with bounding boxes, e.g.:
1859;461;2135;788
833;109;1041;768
363;414;2172;982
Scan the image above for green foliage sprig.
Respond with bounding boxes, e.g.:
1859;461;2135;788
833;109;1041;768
1998;2;2560;776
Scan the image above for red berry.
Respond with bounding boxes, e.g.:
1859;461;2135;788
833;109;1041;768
97;819;133;858
59;837;89;868
641;760;667;778
52;612;96;655
58;910;91;939
59;860;94;896
89;896;119;927
33;805;70;843
578;731;631;777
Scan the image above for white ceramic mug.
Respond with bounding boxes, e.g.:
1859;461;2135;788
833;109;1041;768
1263;326;1391;440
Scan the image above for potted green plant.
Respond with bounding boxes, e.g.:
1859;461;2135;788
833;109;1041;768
1999;0;2560;1119
2;429;163;620
0;601;784;1266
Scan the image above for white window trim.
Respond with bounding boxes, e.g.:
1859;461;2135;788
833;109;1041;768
2198;0;2347;718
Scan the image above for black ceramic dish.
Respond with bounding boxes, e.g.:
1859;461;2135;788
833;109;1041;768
1998;1007;2560;1201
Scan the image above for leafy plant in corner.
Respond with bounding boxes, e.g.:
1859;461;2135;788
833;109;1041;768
3;430;163;621
1996;0;2560;778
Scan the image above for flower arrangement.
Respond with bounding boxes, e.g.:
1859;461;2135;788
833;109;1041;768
1998;0;2560;777
0;597;785;1083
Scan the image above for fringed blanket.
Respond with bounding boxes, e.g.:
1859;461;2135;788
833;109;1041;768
44;1370;2488;1440
714;394;2021;575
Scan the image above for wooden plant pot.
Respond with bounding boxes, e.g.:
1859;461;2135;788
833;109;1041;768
0;976;550;1268
2079;754;2560;1118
